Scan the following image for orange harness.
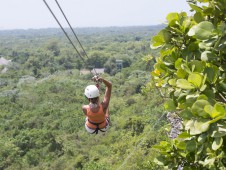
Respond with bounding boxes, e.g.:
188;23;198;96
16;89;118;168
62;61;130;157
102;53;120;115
86;105;108;134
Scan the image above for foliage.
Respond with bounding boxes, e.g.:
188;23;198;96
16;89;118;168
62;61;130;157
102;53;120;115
148;0;226;169
0;26;167;169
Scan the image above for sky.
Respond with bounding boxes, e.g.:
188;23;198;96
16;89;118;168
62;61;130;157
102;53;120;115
0;0;191;30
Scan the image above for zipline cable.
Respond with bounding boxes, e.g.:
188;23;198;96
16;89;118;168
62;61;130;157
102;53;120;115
54;0;90;60
43;0;97;76
43;0;85;63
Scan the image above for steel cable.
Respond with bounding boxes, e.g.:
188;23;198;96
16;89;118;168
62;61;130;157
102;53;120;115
43;0;97;76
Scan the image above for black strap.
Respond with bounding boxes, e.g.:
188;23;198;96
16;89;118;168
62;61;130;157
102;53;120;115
88;119;106;134
91;128;106;134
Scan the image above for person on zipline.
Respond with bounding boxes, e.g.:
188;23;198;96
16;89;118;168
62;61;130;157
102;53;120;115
82;76;112;134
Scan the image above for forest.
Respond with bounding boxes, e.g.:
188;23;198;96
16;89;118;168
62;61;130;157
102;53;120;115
1;0;226;169
0;25;167;169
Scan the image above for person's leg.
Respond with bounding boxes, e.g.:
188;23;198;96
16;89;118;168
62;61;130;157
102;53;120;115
85;117;96;133
85;123;96;133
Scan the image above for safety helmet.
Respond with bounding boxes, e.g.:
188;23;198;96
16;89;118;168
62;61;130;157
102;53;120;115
84;85;100;98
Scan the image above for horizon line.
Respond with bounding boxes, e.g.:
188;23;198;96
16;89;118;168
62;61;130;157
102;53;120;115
0;24;166;31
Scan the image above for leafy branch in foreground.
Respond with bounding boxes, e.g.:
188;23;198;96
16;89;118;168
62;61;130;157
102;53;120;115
148;0;226;169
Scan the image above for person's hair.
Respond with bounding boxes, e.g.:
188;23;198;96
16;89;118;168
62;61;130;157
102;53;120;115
89;97;99;104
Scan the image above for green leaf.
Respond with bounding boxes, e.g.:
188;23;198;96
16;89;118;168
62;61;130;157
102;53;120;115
152;141;171;151
177;93;186;102
203;89;215;100
198;0;211;3
198;133;207;143
219;82;226;91
160;48;172;57
204;37;217;47
212;137;223;151
193;120;210;134
189;3;203;13
155;62;167;73
201;51;217;62
201;157;215;167
181;64;191;74
176;79;195;90
178;132;192;139
154;156;166;166
168;79;176;86
183;166;195;170
188;73;203;88
176;69;187;78
210;122;226;137
204;66;219;83
162;55;175;66
197;145;204;155
209;116;225;124
186;93;199;100
194;12;204;23
185;119;210;135
210;103;226;119
182;18;192;32
191;100;210;118
189;60;204;72
166;12;179;23
188;42;199;51
176;141;186;150
151;30;171;49
164;99;176;111
204;105;213;115
215;37;226;52
194;21;215;40
197;94;208;100
188;25;197;37
199;42;212;50
151;35;164;49
180;109;193;120
186;139;196;151
200;84;207;92
178;97;196;109
175;58;183;69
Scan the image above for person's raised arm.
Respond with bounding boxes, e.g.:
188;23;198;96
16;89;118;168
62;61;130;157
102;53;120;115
93;76;112;109
102;78;112;107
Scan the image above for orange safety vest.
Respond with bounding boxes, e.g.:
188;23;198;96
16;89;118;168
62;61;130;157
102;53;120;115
86;104;107;130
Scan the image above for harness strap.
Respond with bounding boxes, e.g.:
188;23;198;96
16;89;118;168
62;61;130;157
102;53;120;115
87;119;106;134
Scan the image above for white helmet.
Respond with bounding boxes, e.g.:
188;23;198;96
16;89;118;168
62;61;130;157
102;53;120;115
84;85;100;98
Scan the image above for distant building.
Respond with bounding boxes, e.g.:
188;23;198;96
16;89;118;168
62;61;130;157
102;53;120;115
80;68;105;75
0;57;11;73
0;57;11;66
116;60;123;70
80;69;90;75
91;68;105;75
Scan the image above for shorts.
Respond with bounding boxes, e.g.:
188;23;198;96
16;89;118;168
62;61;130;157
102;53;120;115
85;117;110;134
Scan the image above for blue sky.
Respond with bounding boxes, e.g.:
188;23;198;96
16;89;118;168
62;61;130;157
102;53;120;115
0;0;191;30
